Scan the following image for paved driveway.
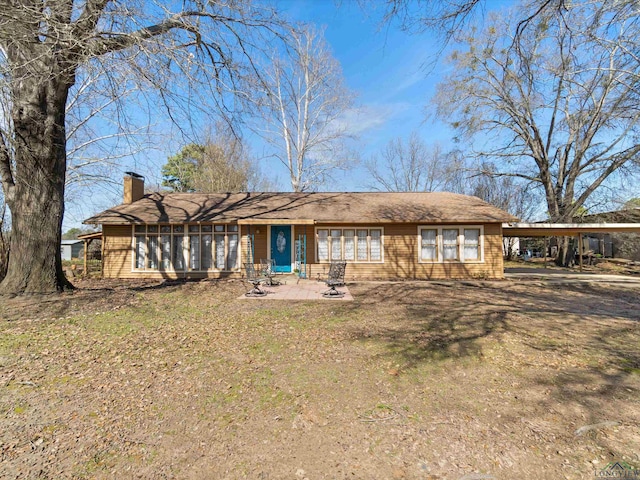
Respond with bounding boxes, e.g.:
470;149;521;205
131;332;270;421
505;267;640;285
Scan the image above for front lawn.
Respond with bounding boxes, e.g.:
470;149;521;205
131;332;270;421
1;279;638;479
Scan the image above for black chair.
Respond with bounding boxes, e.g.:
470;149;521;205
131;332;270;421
244;263;267;297
322;261;347;298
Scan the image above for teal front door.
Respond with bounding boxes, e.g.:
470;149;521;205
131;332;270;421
271;226;292;272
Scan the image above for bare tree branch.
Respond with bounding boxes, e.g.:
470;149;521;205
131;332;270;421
436;3;640;226
0;0;292;294
248;24;355;191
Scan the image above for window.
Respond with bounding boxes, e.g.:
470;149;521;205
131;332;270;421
331;229;342;260
464;228;481;261
161;234;171;269
370;230;381;261
418;226;484;263
202;232;212;269
135;234;145;269
344;230;355;260
172;228;185;271
442;229;459;261
316;227;383;263
420;229;437;261
357;230;368;260
189;233;200;270
147;235;159;269
132;224;240;271
317;230;329;261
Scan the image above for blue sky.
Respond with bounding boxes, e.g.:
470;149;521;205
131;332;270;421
266;0;459;190
61;0;640;231
67;0;473;229
67;0;543;231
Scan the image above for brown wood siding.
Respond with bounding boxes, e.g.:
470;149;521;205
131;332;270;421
102;222;504;280
305;223;504;280
241;225;268;265
240;224;315;266
102;224;242;280
295;225;315;264
102;225;132;278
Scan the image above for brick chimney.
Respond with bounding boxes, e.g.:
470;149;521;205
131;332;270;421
124;172;145;204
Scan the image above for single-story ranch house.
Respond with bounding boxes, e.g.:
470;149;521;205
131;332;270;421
84;174;520;280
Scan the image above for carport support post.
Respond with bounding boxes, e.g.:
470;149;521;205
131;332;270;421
543;237;548;269
83;239;89;277
577;234;584;272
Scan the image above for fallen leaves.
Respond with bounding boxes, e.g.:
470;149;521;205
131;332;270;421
0;279;639;479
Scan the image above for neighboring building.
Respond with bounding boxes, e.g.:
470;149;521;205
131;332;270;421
83;175;518;280
575;207;640;260
60;239;84;261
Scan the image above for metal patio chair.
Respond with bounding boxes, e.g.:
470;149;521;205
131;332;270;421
322;261;347;298
260;258;281;286
244;262;267;297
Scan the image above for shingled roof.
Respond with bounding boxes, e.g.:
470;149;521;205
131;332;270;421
84;191;518;225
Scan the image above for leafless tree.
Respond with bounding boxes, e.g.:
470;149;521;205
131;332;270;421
435;3;640;263
64;68;150;196
368;0;568;45
250;25;355;192
363;134;539;235
468;162;540;258
364;133;452;192
0;0;289;294
470;163;538;222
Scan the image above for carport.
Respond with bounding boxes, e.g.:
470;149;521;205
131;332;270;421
77;231;103;276
502;223;640;271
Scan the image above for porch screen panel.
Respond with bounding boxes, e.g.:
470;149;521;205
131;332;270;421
370;229;382;261
161;235;171;269
443;229;459;260
331;229;342;260
172;235;185;270
201;234;212;269
421;229;437;261
135;235;145;269
147;236;158;269
343;230;355;260
227;234;238;270
189;235;200;270
356;230;368;260
463;229;480;260
214;234;225;269
317;230;329;261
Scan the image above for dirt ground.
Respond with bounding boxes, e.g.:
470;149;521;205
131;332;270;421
1;278;639;479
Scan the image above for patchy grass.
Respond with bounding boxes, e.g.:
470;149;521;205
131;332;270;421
0;278;639;479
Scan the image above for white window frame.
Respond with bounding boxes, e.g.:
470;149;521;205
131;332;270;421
315;227;384;264
417;225;485;264
131;224;240;272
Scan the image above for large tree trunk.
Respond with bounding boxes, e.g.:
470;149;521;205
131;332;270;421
554;236;574;267
0;67;74;295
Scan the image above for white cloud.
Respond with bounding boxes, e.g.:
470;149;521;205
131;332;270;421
334;102;413;136
392;69;427;95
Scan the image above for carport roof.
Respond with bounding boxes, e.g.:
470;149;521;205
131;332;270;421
502;222;640;236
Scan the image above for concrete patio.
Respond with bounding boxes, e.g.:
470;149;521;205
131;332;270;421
239;277;353;301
